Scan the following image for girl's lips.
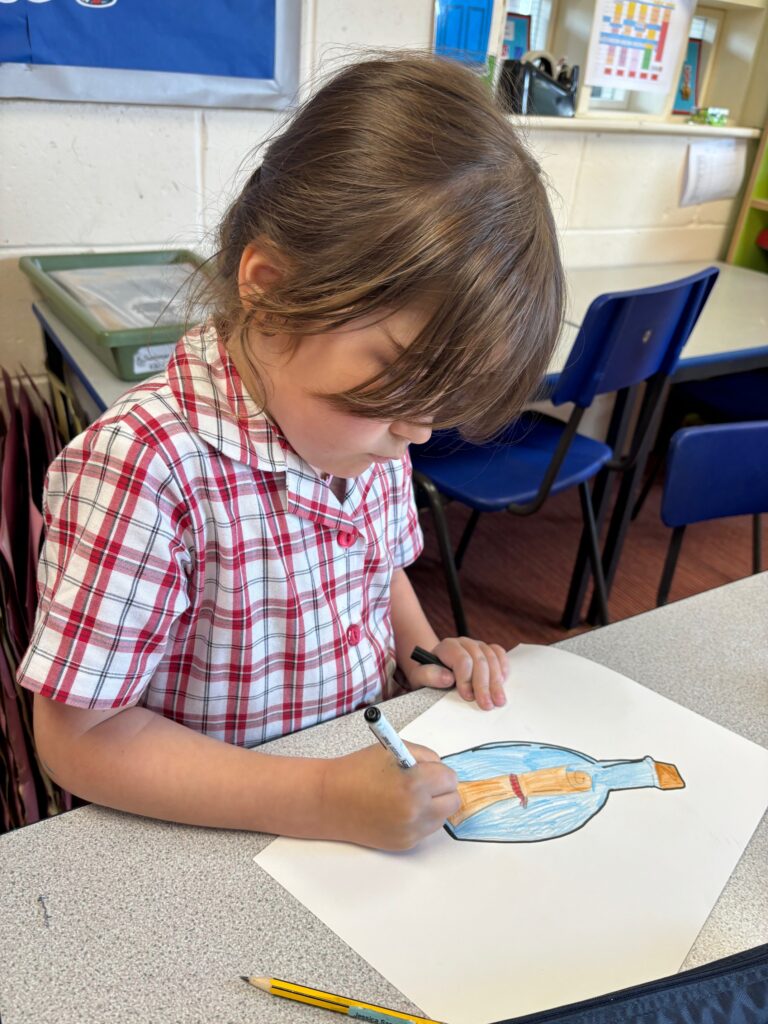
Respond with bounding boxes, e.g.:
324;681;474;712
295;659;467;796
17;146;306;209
369;452;405;463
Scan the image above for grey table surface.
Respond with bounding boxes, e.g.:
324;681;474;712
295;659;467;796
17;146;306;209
1;575;767;1024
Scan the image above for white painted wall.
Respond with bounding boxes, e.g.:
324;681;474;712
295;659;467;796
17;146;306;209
0;0;752;378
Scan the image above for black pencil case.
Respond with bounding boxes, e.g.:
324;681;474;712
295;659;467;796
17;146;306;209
492;943;768;1024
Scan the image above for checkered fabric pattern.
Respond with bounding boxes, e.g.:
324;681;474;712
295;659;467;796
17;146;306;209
17;325;423;746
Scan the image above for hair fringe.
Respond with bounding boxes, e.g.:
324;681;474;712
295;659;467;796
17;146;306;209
185;50;565;441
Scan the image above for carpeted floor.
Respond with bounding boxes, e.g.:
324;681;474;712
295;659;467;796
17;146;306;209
408;480;763;649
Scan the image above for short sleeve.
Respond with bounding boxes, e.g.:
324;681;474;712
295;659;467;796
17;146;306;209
16;422;191;709
392;450;424;570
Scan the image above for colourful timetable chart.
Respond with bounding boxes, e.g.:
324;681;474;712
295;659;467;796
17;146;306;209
585;0;695;94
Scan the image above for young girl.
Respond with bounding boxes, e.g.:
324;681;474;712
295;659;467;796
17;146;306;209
18;53;564;851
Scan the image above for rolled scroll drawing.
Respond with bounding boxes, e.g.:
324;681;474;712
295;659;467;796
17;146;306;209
442;741;684;843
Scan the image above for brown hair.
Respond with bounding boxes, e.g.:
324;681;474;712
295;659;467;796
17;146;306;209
203;52;564;440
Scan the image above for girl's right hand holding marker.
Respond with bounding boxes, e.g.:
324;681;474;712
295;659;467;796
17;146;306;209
322;742;459;851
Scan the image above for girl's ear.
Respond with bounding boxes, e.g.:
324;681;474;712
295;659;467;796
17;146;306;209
237;243;283;306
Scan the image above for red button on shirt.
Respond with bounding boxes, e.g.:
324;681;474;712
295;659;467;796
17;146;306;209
337;529;357;548
347;624;362;645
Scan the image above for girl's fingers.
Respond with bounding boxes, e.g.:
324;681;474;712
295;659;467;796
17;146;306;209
465;642;492;710
434;638;508;709
407;742;441;764
483;643;507;707
433;789;462;824
492;644;509;682
411;664;453;691
443;640;474;701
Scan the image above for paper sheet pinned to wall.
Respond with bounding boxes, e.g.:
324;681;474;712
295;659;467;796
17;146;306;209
680;139;747;207
255;645;768;1024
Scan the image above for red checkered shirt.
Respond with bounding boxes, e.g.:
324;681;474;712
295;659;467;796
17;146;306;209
17;324;424;746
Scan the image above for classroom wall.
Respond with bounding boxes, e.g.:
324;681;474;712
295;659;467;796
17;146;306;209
0;0;753;379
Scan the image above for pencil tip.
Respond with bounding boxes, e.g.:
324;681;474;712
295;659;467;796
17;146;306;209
240;976;250;984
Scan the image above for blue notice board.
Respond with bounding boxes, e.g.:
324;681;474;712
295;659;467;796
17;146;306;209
0;0;300;109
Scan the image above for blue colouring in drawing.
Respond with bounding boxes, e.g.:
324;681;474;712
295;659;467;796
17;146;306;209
442;741;685;843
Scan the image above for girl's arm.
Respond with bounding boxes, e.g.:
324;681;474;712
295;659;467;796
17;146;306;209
390;567;508;710
33;694;458;851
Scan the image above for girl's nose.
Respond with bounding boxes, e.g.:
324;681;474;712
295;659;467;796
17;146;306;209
390;419;433;445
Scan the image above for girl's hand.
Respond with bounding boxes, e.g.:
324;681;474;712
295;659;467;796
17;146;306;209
322;742;459;851
411;638;509;711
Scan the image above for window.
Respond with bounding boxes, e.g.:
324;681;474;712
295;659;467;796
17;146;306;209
506;0;556;54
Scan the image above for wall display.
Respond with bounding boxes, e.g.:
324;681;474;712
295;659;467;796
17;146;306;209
672;37;701;114
585;0;695;94
680;138;748;206
0;0;300;108
502;13;531;61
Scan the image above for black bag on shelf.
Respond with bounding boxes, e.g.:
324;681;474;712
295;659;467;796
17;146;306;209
499;56;579;118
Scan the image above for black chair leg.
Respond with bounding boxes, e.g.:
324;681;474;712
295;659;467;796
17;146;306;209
753;514;762;574
587;379;671;626
413;474;469;636
578;482;609;627
455;509;481;571
562;387;635;629
657;526;686;606
631;451;663;520
562;464;615;628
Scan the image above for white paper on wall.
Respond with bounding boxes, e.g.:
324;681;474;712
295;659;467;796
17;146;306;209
680;139;748;207
585;0;696;94
255;645;768;1024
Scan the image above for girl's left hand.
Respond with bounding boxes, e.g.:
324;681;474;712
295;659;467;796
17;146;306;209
410;637;509;711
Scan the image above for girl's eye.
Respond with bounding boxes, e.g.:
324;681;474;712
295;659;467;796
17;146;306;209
371;356;394;372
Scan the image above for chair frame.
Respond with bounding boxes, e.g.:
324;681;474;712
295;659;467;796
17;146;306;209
658;513;762;608
560;373;675;627
413;404;609;637
414;268;719;636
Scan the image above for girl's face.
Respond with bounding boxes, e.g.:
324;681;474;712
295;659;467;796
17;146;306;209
234;305;433;479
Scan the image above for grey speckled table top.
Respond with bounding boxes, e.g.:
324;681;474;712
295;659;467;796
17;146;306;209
1;575;767;1024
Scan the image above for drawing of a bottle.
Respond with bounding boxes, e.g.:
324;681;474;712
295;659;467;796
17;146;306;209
442;741;684;843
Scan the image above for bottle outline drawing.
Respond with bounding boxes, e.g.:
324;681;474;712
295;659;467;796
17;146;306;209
442;740;685;844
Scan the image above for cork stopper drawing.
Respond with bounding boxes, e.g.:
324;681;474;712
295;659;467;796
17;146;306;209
442;741;685;843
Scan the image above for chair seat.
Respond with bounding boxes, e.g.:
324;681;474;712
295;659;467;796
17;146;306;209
411;416;612;511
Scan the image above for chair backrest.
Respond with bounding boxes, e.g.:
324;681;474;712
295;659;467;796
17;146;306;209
661;421;768;528
552;267;719;408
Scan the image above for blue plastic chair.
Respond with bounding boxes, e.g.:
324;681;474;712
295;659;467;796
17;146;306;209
657;421;768;606
412;267;719;635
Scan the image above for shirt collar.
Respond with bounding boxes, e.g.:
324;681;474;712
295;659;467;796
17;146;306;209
167;324;378;531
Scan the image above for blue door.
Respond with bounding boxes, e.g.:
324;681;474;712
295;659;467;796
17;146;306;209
434;0;495;65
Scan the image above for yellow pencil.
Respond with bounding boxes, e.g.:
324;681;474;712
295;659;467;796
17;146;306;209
241;975;447;1024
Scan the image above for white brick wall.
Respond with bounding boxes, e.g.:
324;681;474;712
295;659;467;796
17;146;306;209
0;0;749;377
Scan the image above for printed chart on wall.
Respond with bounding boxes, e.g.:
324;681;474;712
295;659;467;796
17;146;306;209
255;645;768;1024
585;0;696;93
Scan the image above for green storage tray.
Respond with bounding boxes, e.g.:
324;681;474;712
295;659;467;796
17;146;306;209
20;249;206;381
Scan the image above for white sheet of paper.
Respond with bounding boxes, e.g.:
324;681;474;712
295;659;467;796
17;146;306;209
255;645;768;1024
680;140;747;207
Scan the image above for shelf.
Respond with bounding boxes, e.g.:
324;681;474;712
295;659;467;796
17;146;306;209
700;0;766;9
727;112;767;271
508;115;761;140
